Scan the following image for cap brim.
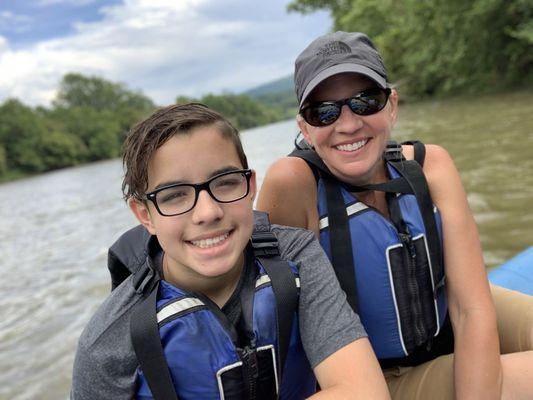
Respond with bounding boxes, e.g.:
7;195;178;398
299;63;387;107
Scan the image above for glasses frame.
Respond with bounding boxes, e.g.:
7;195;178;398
300;87;392;127
144;169;252;217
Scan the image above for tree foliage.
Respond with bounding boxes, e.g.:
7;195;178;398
176;93;282;130
0;73;295;182
0;74;157;181
288;0;533;98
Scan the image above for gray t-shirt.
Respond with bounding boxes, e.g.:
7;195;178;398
71;224;366;399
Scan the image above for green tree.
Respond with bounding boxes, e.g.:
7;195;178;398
54;73;155;131
39;130;86;169
0;99;47;172
45;106;121;161
288;0;533;98
200;93;280;130
0;145;6;176
176;95;198;104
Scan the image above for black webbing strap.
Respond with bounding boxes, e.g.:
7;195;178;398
387;158;444;288
289;147;414;195
130;268;179;400
403;140;426;167
251;213;298;383
321;175;359;313
289;141;443;303
258;256;297;381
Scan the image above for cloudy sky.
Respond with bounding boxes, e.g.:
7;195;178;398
0;0;331;107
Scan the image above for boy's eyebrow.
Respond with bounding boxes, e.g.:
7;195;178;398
151;166;243;191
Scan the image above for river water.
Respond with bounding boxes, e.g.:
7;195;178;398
0;90;531;399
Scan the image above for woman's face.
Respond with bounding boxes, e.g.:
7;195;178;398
299;73;398;185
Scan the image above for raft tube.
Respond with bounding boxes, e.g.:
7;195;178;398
488;246;533;296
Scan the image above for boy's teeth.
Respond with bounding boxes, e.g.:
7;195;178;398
191;233;229;248
336;139;367;152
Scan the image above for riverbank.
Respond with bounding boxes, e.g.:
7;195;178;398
1;87;531;185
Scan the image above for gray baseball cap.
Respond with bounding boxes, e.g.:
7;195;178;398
295;31;388;107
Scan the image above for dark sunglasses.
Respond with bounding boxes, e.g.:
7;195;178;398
300;87;391;127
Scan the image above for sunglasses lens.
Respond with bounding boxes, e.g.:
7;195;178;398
301;88;390;127
303;103;341;127
349;88;389;116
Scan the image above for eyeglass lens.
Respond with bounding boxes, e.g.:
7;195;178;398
154;171;249;216
302;88;389;127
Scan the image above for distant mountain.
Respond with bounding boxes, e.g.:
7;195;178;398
245;75;294;98
243;75;298;120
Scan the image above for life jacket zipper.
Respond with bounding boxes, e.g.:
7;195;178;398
240;345;259;399
399;232;427;348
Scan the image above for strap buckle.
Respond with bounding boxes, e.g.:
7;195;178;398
132;264;158;294
251;232;280;257
383;141;403;162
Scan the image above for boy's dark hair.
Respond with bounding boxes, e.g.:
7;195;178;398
122;103;248;201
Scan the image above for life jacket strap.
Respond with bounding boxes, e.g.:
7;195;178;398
322;175;360;314
251;211;298;386
289;140;444;310
130;277;179;400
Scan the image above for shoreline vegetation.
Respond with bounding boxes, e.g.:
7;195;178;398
1;0;531;184
0;73;300;184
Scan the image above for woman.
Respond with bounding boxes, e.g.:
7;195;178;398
257;31;533;399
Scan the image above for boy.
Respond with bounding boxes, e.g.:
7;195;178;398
71;103;390;399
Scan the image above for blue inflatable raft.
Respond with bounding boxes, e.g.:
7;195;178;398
488;246;533;296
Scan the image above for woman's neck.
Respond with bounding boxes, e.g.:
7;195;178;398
351;161;390;218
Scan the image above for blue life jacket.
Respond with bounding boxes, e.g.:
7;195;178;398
108;211;316;399
290;141;453;367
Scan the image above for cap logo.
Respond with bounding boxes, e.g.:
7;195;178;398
316;41;351;58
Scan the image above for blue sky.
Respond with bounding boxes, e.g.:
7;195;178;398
0;0;331;106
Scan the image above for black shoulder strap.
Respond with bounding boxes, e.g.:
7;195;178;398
251;211;298;381
322;176;360;314
130;265;179;400
289;142;415;195
402;140;426;167
288;140;443;301
387;159;445;290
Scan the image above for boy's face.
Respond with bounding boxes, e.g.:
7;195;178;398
130;125;256;287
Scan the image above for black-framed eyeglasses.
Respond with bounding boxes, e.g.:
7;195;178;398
144;169;252;216
299;87;391;127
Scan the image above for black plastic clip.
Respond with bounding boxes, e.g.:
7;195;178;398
383;141;403;163
251;232;280;257
132;265;157;294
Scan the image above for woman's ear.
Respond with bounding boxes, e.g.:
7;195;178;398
296;114;313;146
128;198;157;235
388;88;399;125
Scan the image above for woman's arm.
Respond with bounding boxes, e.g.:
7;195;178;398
311;339;391;399
422;144;502;399
275;223;390;399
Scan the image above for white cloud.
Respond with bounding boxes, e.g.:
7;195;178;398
0;11;32;33
0;0;330;106
36;0;98;6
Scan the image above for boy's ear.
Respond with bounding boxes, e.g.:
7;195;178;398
128;198;157;235
249;170;257;201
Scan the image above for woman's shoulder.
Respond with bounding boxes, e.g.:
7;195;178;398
262;156;317;189
401;143;457;180
257;156;319;232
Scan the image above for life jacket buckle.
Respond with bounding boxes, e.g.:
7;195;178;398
383;141;403;163
132;264;157;294
251;232;280;257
